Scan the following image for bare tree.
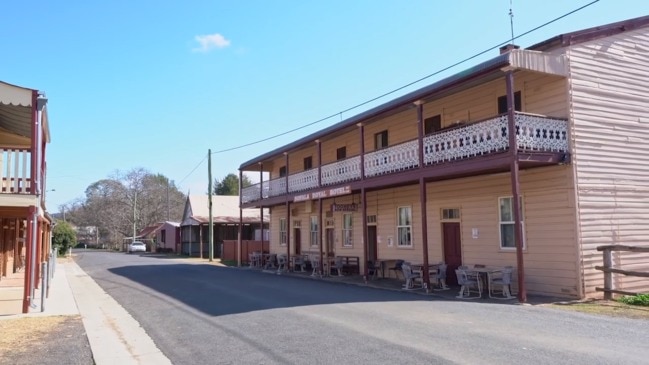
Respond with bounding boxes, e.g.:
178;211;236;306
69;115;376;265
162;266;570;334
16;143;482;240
69;168;186;249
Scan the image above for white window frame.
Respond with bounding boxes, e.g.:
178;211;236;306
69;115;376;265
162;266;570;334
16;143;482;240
397;206;412;247
499;196;525;250
310;216;319;247
279;218;287;246
342;213;353;247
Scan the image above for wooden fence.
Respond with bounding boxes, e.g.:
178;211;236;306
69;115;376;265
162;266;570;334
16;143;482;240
595;245;649;299
222;240;270;264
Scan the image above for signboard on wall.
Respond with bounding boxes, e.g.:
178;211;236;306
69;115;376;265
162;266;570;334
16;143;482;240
331;203;359;212
294;185;352;202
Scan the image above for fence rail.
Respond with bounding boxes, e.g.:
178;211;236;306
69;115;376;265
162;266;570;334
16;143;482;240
595;245;649;299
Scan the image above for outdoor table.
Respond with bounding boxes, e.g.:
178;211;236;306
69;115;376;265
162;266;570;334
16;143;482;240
467;266;502;298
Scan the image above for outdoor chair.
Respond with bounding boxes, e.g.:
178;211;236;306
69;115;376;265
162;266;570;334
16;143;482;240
276;254;287;273
248;253;261;269
388;259;404;279
310;255;328;276
489;266;515;299
455;268;482;299
293;255;306;272
332;256;344;276
431;262;449;290
401;263;423;290
263;254;277;270
367;260;381;280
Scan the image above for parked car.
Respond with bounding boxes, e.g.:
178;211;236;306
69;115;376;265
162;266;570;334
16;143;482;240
127;241;146;253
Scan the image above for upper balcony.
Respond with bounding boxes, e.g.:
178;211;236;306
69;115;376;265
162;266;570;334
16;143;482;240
0;81;50;200
242;112;569;205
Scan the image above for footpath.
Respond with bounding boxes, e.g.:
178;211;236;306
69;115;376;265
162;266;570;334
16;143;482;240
0;259;172;365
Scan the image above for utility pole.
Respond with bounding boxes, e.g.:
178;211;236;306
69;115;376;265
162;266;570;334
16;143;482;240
133;190;137;245
208;149;214;262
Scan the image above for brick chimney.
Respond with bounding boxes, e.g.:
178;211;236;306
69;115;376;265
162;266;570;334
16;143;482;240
499;44;520;54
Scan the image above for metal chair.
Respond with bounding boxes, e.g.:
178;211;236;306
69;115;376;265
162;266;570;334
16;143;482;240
489;266;515;299
292;255;306;272
332;256;344;276
263;254;277;270
276;254;287;273
310;255;328;276
367;260;381;280
248;252;261;269
401;263;423;290
431;262;449;290
455;268;482;299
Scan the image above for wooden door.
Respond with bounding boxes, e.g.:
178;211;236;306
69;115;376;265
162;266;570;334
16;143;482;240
294;228;301;255
326;228;334;256
442;222;462;286
367;226;378;262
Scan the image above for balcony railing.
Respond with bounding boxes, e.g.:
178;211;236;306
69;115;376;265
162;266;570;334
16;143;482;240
321;155;361;186
241;113;568;204
0;148;32;194
288;168;318;193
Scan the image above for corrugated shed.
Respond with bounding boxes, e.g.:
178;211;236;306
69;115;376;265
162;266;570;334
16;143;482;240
182;195;269;225
568;27;649;296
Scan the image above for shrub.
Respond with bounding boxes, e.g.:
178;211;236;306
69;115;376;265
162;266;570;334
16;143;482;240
618;294;649;306
53;221;77;255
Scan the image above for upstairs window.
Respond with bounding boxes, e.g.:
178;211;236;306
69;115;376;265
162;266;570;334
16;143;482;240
424;115;442;135
497;91;522;114
336;147;347;160
279;166;287;177
304;156;313;170
374;130;388;149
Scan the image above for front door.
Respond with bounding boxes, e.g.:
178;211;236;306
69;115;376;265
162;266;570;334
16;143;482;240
442;222;462;286
326;228;335;256
367;226;378;262
294;228;301;255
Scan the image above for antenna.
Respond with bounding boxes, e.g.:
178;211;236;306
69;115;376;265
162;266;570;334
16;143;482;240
509;0;515;43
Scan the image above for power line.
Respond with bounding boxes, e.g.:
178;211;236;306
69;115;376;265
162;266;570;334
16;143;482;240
205;1;597;158
177;154;208;185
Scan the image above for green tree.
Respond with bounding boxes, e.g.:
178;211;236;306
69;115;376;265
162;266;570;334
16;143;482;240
213;173;253;195
53;221;77;255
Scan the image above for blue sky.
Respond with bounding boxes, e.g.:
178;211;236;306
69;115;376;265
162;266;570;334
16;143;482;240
1;0;646;212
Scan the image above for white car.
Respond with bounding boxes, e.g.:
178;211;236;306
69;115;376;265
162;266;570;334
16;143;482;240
128;241;146;253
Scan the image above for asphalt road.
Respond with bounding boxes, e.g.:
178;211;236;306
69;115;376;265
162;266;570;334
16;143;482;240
74;251;648;365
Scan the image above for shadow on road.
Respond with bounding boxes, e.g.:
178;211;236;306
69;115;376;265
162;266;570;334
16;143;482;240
108;262;435;317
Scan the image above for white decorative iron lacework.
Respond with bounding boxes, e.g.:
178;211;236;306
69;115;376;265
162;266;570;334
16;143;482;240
321;156;361;186
288;169;318;193
268;177;287;197
515;114;568;152
241;184;260;204
424;115;509;165
364;140;419;177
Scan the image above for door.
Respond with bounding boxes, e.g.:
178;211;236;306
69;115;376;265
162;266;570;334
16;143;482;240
442;222;462;286
367;226;378;262
326;228;335;256
294;228;301;255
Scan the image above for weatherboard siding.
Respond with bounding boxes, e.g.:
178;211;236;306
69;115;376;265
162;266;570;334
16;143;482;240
424;167;578;297
568;27;649;296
